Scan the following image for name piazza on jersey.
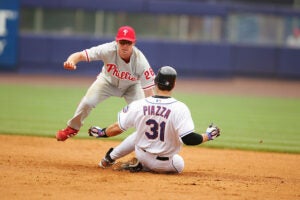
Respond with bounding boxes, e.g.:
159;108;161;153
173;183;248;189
143;105;171;119
106;64;137;81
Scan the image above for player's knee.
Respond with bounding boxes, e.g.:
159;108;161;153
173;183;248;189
172;154;184;173
81;97;97;108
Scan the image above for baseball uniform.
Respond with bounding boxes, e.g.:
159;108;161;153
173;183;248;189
68;41;155;130
115;95;195;173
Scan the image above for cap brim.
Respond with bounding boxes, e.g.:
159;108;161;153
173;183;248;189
116;37;135;42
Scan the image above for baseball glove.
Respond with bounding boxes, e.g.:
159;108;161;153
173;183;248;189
206;123;220;140
88;126;107;138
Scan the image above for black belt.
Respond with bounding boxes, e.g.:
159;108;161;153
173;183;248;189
156;156;169;161
142;149;169;161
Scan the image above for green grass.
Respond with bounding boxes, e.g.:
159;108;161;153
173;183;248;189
0;84;299;153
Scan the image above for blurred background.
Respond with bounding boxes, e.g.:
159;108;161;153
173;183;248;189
1;0;300;78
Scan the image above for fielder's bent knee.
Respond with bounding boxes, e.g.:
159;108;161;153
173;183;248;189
81;97;97;109
172;154;184;173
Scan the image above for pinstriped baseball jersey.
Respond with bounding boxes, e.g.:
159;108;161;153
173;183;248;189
118;96;195;157
85;41;155;90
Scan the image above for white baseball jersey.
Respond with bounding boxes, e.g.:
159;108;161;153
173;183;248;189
85;41;155;90
118;96;195;157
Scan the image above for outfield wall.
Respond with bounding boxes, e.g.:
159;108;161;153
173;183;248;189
0;0;19;70
18;33;300;78
7;0;300;79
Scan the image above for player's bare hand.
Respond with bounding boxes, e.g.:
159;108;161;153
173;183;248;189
63;61;77;70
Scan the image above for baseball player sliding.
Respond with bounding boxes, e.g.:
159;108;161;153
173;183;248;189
56;26;155;141
89;66;221;174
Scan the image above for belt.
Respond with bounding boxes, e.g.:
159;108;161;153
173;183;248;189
142;149;169;161
156;156;169;161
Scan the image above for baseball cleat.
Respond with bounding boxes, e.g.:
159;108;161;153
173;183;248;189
113;157;143;173
56;126;78;141
99;148;115;168
99;158;115;168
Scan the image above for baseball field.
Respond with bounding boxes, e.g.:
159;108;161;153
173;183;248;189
0;74;299;200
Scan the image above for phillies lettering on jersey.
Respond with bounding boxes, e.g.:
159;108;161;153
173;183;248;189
106;64;137;81
85;41;155;89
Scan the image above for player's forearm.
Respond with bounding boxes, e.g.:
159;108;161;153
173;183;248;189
144;88;155;97
66;51;87;64
105;122;124;137
181;132;210;145
201;133;209;143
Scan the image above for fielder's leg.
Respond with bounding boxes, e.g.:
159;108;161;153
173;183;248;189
123;83;145;104
56;76;118;141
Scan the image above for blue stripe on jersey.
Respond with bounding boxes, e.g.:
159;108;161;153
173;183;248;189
145;98;177;105
117;112;127;131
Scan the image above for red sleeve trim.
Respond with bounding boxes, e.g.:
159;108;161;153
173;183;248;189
143;83;155;90
84;50;90;62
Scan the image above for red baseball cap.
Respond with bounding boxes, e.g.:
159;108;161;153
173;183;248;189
116;26;136;42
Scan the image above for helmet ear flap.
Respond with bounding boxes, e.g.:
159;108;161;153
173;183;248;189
155;66;177;91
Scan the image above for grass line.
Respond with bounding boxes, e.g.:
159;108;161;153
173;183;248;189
0;84;299;153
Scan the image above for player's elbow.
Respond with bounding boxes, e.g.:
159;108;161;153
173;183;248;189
181;132;203;145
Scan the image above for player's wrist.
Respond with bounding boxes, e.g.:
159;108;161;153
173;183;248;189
88;126;108;138
101;128;108;137
201;133;209;142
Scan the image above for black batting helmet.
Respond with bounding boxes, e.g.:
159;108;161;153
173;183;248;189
154;66;177;91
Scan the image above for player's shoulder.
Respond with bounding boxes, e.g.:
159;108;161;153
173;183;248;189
143;97;190;112
101;41;117;51
91;41;116;53
168;98;189;110
130;49;151;76
132;46;148;61
145;96;178;104
177;101;190;109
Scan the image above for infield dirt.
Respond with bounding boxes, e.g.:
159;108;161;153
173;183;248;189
0;74;299;200
0;135;299;200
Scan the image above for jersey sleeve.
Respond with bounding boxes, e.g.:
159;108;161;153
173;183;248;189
117;102;138;131
140;67;155;90
174;103;195;138
136;51;155;89
84;42;114;62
